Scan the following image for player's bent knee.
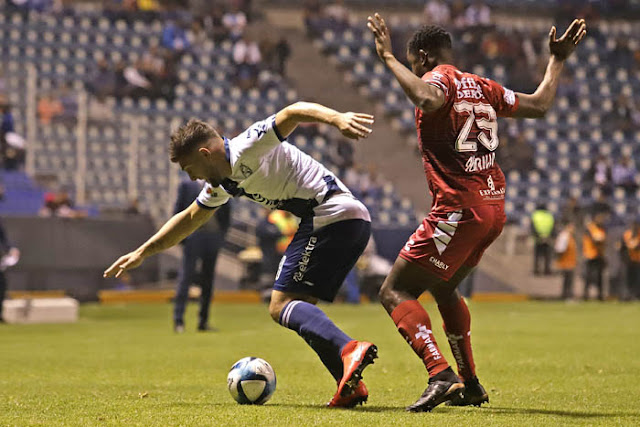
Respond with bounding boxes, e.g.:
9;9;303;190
268;300;285;323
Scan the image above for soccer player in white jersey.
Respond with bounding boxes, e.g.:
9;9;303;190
104;102;378;407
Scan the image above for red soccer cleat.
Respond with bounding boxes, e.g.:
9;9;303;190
329;340;378;407
327;381;369;408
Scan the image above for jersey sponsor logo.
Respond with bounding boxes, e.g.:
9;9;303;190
455;76;484;100
429;256;450;271
293;236;318;282
240;164;253;178
478;187;505;197
465;152;496;173
504;88;516;106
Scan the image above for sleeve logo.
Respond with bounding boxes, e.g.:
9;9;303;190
503;88;516;106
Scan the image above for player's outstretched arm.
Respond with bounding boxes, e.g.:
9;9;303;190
275;102;373;140
513;19;587;118
103;201;216;278
367;13;445;113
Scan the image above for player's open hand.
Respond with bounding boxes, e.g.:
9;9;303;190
103;251;144;278
367;13;393;63
334;112;374;140
549;18;587;61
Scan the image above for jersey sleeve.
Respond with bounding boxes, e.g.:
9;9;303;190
482;78;519;117
196;183;231;210
228;114;285;164
422;68;455;105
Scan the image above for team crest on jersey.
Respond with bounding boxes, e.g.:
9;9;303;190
206;187;218;197
240;164;253;178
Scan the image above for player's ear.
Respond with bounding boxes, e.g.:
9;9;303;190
198;146;212;157
419;49;429;66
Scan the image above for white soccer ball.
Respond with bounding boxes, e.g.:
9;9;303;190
227;357;277;405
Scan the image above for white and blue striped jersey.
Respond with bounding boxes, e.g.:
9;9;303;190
196;115;370;230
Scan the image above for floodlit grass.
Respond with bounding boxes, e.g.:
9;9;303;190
1;301;639;426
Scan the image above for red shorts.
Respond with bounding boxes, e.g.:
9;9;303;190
399;204;506;281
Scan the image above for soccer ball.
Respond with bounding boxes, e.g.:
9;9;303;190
227;357;276;405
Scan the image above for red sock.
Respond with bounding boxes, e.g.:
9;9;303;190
390;300;450;377
438;297;476;381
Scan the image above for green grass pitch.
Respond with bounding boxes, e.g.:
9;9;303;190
1;301;639;426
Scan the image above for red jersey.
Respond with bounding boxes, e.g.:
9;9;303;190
416;64;519;213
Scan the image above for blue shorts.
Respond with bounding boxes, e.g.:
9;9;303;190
273;218;371;302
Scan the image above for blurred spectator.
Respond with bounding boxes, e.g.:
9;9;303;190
3;132;26;170
555;221;577;300
604;94;640;135
589;154;611;191
274;37;291;77
303;0;324;38
161;20;190;52
205;4;229;44
590;192;612;218
87;59;117;98
583;213;608;301
256;209;298;289
612;154;638;194
141;45;166;77
1;98;24;170
622;220;640;300
610;37;635;69
187;20;208;54
325;0;349;31
223;4;247;42
531;203;554;276
0;217;20;323
39;189;87;218
233;35;261;90
465;0;491;27
123;59;153;96
424;0;450;25
559;195;584;227
37;93;64;125
136;0;158;12
450;0;468;28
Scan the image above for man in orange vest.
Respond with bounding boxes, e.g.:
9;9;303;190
555;221;577;300
622;220;640;300
583;213;607;301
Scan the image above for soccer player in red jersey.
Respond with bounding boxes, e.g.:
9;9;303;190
367;14;586;412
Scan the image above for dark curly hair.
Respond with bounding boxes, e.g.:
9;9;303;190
407;25;452;57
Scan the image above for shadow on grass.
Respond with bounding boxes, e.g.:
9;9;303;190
485;406;640;419
265;403;403;413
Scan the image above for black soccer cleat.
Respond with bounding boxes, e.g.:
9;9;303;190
446;377;489;407
406;369;464;412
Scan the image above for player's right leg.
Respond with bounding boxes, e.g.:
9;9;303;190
268;217;376;408
379;258;466;412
